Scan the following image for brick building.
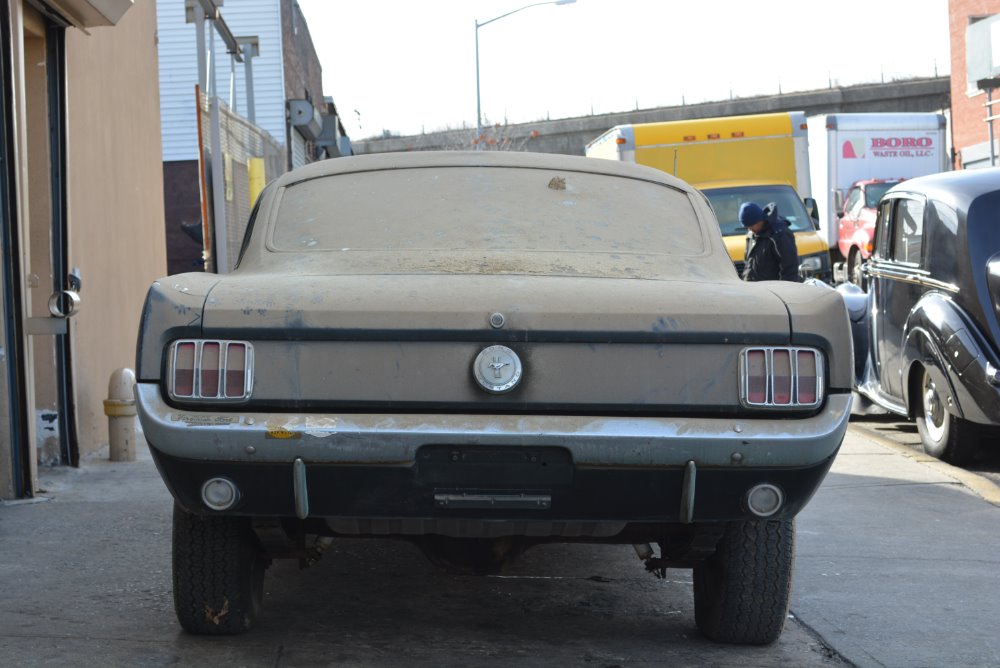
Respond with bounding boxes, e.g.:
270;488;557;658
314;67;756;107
949;0;1000;168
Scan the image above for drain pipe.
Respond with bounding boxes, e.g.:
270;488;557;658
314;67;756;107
103;368;137;461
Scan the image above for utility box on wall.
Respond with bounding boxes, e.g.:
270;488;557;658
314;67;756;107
967;14;1000;87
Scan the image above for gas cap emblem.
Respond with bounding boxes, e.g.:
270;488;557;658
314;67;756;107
473;345;523;394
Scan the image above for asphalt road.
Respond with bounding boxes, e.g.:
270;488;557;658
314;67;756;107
3;420;1000;667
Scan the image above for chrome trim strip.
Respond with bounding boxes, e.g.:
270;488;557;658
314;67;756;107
866;266;959;293
136;384;852;469
433;493;552;510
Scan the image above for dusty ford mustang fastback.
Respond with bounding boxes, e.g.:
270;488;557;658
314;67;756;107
136;151;852;644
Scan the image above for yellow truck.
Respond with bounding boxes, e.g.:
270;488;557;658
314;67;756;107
585;111;831;282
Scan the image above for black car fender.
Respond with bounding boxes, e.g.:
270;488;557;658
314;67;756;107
901;327;961;421
902;292;999;424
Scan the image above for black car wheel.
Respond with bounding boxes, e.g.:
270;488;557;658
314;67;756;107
172;504;267;635
693;519;794;645
916;368;979;466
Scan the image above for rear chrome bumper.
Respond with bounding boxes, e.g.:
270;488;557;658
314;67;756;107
138;384;850;526
136;384;851;469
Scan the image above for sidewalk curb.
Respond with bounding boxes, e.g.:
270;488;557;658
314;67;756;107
851;423;1000;507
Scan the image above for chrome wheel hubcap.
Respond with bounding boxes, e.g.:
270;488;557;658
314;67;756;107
922;374;946;442
849;254;862;286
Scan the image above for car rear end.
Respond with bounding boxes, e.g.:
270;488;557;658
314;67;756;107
135;152;852;642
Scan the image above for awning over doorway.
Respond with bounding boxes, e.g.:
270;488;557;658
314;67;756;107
38;0;133;29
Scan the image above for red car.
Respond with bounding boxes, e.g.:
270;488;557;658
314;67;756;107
838;178;902;285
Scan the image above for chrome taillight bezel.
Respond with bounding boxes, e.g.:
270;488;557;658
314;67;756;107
739;347;824;409
167;339;254;402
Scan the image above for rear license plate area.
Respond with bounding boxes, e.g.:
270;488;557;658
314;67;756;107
416;445;573;487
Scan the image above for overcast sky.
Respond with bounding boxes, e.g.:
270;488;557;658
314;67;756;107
295;0;951;140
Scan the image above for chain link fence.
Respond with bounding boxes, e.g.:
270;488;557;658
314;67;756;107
197;91;285;272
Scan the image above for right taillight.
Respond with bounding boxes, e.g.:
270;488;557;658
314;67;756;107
740;347;823;408
168;340;253;401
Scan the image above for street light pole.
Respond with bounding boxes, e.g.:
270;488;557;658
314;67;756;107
475;0;576;149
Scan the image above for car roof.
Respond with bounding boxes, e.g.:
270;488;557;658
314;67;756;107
856;178;902;186
273;150;696;193
886;167;1000;211
691;179;796;190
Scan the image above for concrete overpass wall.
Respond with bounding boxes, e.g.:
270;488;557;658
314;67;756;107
354;76;950;157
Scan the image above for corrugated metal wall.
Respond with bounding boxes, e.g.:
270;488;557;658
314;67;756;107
290;127;307;169
157;0;285;162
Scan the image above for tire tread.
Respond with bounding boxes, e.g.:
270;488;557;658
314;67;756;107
172;504;262;635
693;519;794;645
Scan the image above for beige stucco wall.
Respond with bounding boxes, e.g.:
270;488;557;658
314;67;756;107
63;0;166;456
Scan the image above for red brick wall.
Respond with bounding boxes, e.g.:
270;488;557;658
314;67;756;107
949;0;1000;167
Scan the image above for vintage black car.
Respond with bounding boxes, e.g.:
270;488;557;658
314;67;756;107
136;151;853;644
840;168;1000;464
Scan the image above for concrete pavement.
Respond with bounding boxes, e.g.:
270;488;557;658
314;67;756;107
1;425;998;666
794;429;1000;667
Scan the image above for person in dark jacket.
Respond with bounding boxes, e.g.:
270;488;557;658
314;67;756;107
739;201;800;282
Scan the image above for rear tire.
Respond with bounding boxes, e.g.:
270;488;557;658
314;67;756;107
172;504;266;635
693;519;794;645
916;368;979;466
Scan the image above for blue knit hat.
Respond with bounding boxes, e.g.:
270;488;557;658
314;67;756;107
739;202;765;227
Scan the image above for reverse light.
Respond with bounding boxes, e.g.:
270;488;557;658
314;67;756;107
747;484;784;517
201;477;240;511
168;340;253;401
739;347;823;408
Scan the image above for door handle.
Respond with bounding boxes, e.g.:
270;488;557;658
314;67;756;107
48;267;82;318
48;290;80;318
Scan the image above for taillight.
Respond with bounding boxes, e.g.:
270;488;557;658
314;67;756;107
168;340;253;401
740;347;823;408
745;349;767;404
771;349;792;405
796;350;819;404
173;341;196;397
225;343;249;398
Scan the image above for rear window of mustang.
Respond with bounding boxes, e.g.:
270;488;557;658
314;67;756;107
268;167;706;257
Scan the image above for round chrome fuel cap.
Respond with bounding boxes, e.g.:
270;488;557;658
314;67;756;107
473;345;523;394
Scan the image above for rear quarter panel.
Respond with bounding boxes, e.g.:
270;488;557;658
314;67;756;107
758;282;854;392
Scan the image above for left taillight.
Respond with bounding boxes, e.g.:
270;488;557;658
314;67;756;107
739;347;823;409
168;340;253;401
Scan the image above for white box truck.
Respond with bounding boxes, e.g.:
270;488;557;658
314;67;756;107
807;113;949;268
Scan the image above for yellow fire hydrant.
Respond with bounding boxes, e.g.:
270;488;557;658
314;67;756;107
103;368;137;462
